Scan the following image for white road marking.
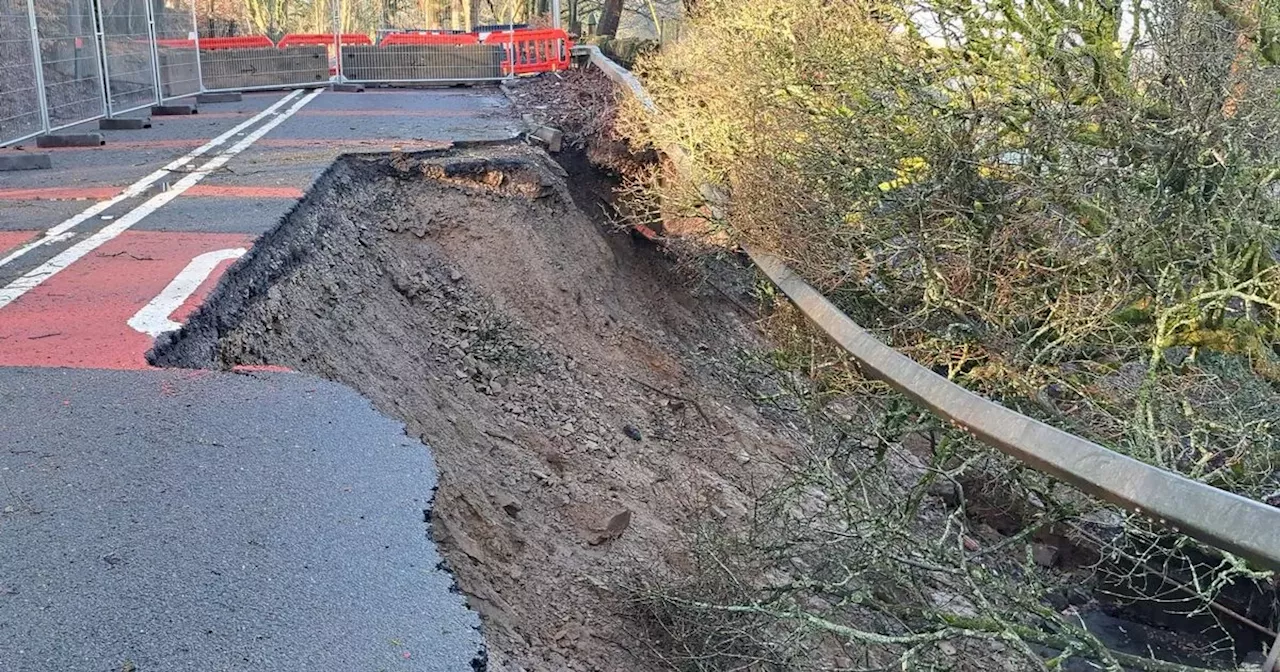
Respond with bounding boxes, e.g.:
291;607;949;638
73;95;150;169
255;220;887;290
0;88;322;311
128;247;246;337
0;89;304;270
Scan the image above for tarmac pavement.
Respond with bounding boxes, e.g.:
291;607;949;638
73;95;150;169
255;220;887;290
0;84;522;670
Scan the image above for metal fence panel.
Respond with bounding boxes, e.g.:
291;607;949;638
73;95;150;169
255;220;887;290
154;0;200;100
0;0;44;145
200;43;329;91
7;0;563;146
100;0;159;114
337;0;514;83
34;0;106;130
341;38;508;83
197;0;335;92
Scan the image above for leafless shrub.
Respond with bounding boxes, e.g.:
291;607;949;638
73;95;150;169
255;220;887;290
610;0;1280;665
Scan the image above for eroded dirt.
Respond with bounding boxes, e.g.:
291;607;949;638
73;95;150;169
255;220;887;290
154;146;824;670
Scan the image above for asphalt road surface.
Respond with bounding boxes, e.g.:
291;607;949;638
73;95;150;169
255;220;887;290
0;86;521;670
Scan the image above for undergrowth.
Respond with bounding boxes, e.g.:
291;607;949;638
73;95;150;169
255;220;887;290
606;0;1280;668
620;0;1280;496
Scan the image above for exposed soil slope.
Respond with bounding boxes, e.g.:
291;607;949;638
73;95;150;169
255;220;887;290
154;146;821;670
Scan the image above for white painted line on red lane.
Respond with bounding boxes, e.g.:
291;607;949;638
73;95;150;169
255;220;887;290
128;247;247;337
0;89;304;271
0;88;323;312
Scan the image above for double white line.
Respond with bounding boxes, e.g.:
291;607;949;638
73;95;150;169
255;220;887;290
0;88;323;311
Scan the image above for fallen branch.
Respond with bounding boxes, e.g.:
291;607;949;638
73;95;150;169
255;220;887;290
652;595;1231;672
937;613;1229;672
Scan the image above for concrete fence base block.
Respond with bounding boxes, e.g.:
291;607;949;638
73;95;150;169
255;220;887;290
330;83;365;93
0;153;53;171
36;133;105;148
530;125;564;153
151;104;197;116
99;117;151;130
197;92;242;103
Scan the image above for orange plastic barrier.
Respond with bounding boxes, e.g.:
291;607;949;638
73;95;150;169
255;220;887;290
482;29;571;75
154;38;196;48
279;33;372;48
380;32;479;46
198;36;276;49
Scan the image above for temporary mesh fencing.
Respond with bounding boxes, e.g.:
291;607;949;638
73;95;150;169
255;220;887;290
1;0;569;147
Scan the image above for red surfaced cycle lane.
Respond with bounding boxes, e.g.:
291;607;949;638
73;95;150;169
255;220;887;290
0;231;252;369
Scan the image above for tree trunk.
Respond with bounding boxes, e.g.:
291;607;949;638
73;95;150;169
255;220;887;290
1211;0;1261;118
596;0;622;36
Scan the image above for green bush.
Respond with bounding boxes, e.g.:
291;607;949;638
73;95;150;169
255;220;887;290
621;0;1280;501
615;5;1280;666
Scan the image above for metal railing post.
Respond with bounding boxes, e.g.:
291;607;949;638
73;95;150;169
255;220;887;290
332;0;344;81
507;3;515;79
190;0;204;92
25;0;50;134
93;3;110;117
144;0;162;103
94;0;117;116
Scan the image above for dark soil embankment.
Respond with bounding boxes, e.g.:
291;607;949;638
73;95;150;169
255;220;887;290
152;146;815;670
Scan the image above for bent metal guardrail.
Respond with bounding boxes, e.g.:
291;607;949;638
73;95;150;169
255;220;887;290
575;45;1280;572
748;249;1280;570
